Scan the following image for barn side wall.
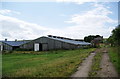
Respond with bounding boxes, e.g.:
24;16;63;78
20;41;34;50
2;43;13;51
20;37;79;51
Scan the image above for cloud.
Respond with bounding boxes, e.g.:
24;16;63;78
0;13;80;40
0;3;117;40
0;14;51;40
64;3;117;38
1;0;119;3
57;0;96;4
0;10;68;40
56;0;119;4
1;32;11;37
0;9;21;15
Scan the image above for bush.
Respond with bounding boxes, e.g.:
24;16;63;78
14;48;33;51
2;50;13;54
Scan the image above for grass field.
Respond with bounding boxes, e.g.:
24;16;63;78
108;47;120;75
2;48;95;77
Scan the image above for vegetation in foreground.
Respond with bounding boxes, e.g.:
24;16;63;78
89;48;103;77
2;48;95;77
108;47;120;75
107;25;120;46
107;25;120;76
0;54;2;77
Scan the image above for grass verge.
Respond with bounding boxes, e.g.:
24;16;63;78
89;49;103;77
108;47;120;75
2;48;95;77
0;53;2;78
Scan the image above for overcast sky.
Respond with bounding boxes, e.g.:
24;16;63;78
0;0;119;40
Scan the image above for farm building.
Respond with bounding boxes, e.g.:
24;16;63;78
0;35;91;51
20;35;91;51
0;40;29;51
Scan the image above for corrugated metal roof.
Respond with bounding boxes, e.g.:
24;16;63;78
0;36;91;46
46;37;91;45
0;41;29;46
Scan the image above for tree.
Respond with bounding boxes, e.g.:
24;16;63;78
107;36;115;46
84;35;102;43
108;25;120;46
84;35;103;47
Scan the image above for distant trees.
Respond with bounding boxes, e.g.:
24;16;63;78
84;35;95;43
84;35;103;47
107;25;120;46
84;35;102;43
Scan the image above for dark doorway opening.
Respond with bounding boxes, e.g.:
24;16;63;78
39;43;42;51
13;46;19;50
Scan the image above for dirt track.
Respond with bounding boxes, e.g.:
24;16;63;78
71;52;95;77
71;48;118;77
98;52;118;77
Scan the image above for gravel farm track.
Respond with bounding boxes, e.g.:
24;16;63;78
71;48;118;77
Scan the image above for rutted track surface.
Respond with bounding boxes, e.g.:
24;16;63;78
98;52;118;77
71;52;95;77
71;48;118;77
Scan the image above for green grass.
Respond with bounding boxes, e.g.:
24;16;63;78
108;47;120;75
0;53;2;77
2;48;95;77
89;49;103;77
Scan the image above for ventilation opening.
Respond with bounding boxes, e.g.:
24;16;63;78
13;46;19;50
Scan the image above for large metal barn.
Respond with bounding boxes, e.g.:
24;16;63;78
20;36;91;51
